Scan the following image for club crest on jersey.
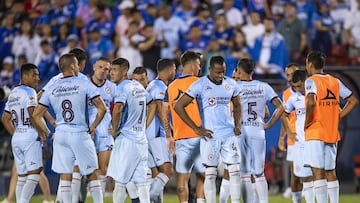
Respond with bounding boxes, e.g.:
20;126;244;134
105;87;111;94
225;84;231;91
208;154;214;161
208;97;216;105
306;85;311;90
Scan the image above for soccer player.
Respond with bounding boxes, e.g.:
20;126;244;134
146;59;176;202
175;56;242;203
235;58;286;203
132;66;149;89
89;57;116;196
166;51;205;203
107;58;151;203
1;63;44;203
284;69;314;203
32;53;106;203
278;63;303;202
304;51;358;203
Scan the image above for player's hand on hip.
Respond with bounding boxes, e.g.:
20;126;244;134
112;129;121;138
194;127;213;139
288;132;298;142
167;136;176;155
88;126;96;136
234;126;241;136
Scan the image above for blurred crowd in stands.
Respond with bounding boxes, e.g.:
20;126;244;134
1;0;360;89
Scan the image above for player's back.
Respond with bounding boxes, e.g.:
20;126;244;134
5;85;38;140
40;76;99;133
237;80;278;133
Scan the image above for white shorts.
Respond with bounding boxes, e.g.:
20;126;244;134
200;136;240;167
286;145;295;162
52;131;98;176
107;136;148;184
175;137;204;174
304;140;337;170
94;133;114;153
148;137;173;168
293;145;312;178
239;135;265;176
12;139;43;175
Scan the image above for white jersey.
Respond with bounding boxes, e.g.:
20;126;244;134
115;80;149;143
284;92;306;146
186;76;240;139
88;79;116;136
42;72;88;93
4;85;38;141
39;76;99;132
237;80;278;137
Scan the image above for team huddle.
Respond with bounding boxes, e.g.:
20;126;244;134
1;48;358;203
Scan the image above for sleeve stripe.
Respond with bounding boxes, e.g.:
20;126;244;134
146;99;153;105
185;92;194;99
270;96;279;103
38;103;49;108
343;92;353;100
89;95;100;101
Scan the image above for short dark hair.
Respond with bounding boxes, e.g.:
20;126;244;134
210;56;225;67
307;51;325;70
286;63;299;69
133;66;147;75
180;51;201;67
96;57;110;63
21;63;37;78
237;58;254;74
69;48;87;64
291;69;307;83
58;53;77;72
157;58;174;72
111;57;129;69
40;39;50;47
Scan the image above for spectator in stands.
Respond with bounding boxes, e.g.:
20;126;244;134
190;3;214;41
179;24;209;54
278;2;307;63
154;3;188;59
59;34;79;56
251;17;289;78
115;0;135;36
220;0;244;30
0;56;15;87
86;26;115;67
226;30;251;77
213;13;234;52
39;23;54;45
34;39;59;83
329;0;349;45
174;0;194;24
205;40;225;75
344;0;360;57
247;0;271;17
242;11;265;49
311;2;334;56
53;22;71;53
0;12;18;62
24;0;43;20
43;0;76;34
141;4;158;25
8;1;27;27
11;18;41;66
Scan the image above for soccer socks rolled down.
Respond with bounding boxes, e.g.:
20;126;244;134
240;174;253;203
59;180;72;203
303;181;315;203
71;172;81;203
254;175;269;203
291;191;302;203
99;175;107;195
89;180;103;203
126;181;138;199
113;183;126;203
16;176;27;203
19;174;40;203
228;164;241;203
204;167;217;203
136;183;150;203
313;179;327;203
149;172;169;200
219;179;230;203
327;180;339;203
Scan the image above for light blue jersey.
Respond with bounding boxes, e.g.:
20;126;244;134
237;80;278;138
42;72;88;93
39;76;99;132
88;79;116;137
186;76;240;139
145;79;167;140
4;85;38;141
115;80;148;143
284;92;306;146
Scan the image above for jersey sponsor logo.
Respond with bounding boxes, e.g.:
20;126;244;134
205;86;212;91
296;108;306;115
319;89;339;107
321;89;337;100
52;85;80;96
105;87;111;94
208;97;216;105
30;161;36;165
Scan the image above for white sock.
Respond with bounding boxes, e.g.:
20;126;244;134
204;167;217;203
149;172;169;200
99;175;107;195
313;179;327;203
291;191;302;203
56;184;62;202
60;180;72;203
113;183;126;203
196;198;205;203
136;183;150;203
71;172;81;203
303;181;315;203
253;182;259;203
219;179;230;203
327;180;339;203
254;175;268;203
89;180;103;203
126;181;138;199
18;174;40;203
240;174;253;203
16;176;27;203
228;165;241;203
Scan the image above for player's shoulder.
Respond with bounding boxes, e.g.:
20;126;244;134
223;76;237;85
169;75;198;87
19;85;36;96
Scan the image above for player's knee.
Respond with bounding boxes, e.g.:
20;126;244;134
176;186;187;194
325;169;337;181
